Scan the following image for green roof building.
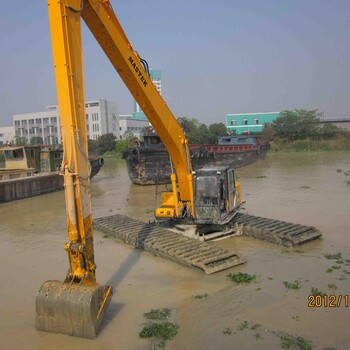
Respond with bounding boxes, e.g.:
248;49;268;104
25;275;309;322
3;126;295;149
226;112;280;134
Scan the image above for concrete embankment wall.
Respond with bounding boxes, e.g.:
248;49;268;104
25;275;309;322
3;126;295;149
0;173;64;203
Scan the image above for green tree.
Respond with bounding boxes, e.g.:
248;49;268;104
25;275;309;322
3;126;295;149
88;133;117;155
208;123;229;143
141;126;156;135
272;109;320;141
177;117;214;144
115;132;137;154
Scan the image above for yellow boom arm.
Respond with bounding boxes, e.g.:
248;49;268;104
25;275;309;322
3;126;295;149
82;0;195;218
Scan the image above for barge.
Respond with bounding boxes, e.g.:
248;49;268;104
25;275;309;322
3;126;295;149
123;135;270;185
0;145;103;203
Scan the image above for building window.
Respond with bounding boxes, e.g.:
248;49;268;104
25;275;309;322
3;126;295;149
230;120;236;126
51;117;57;123
43;118;49;123
22;120;27;126
243;119;248;125
29;119;34;125
15;121;20;126
254;119;259;125
36;119;42;125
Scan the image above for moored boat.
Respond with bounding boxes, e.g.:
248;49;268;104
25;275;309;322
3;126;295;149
0;145;104;202
123;135;270;185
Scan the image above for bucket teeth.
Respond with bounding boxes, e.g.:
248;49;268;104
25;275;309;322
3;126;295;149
35;280;112;339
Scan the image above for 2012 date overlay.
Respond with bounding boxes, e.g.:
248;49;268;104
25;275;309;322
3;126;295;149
308;295;349;308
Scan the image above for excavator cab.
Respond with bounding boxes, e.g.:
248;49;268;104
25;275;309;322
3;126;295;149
194;166;241;225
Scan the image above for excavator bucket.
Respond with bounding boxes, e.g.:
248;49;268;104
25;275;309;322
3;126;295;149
35;280;112;339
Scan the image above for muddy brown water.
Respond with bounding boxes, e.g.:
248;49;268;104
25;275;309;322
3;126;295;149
0;151;349;349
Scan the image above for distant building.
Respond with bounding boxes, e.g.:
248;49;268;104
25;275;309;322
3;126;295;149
0;126;15;145
226;112;280;134
119;115;149;139
133;69;162;120
13;98;119;145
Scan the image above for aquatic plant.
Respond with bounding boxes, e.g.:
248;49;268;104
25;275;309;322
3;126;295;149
140;307;178;348
227;272;256;284
193;293;209;299
237;320;250;330
279;332;314;350
139;322;179;340
144;308;171;320
222;327;232;335
283;280;302;290
311;287;326;297
324;252;342;260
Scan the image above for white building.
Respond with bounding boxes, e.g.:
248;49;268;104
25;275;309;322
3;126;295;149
119;115;149;139
13;98;119;145
0;126;15;145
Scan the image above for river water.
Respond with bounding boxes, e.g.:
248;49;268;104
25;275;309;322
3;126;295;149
0;151;349;349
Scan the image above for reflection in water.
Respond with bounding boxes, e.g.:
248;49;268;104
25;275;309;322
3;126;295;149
0;152;350;349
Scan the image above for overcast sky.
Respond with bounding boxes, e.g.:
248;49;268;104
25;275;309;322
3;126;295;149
1;0;349;126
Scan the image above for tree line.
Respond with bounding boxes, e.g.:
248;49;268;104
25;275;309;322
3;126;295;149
265;109;349;142
87;109;350;155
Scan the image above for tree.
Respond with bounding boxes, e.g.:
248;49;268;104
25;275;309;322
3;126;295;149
115;131;137;154
208;123;229;143
88;133;117;155
272;109;320;141
141;126;156;135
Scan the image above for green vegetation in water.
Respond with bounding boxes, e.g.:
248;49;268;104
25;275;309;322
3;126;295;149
140;308;178;348
237;321;250;330
237;321;260;331
279;332;314;350
337;168;343;173
335;260;344;264
227;272;257;284
328;283;337;290
222;327;232;335
255;175;267;179
311;287;326;297
144;308;171;320
254;333;263;340
139;322;179;341
326;268;334;273
300;185;311;189
331;265;341;270
283;280;302;290
193;293;209;299
325;252;342;260
103;234;109;239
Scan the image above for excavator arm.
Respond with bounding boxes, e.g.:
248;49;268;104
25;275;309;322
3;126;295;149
36;0;196;339
82;0;195;218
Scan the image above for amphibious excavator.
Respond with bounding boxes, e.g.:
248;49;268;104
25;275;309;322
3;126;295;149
36;0;321;339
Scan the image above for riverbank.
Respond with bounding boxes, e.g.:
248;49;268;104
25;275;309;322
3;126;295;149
271;137;350;152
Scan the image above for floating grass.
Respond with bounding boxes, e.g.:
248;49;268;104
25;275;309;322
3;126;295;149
144;308;171;320
227;272;256;284
283;280;302;290
311;287;326;297
325;252;342;260
139;322;179;340
193;293;209;299
279;332;314;350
